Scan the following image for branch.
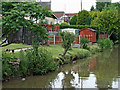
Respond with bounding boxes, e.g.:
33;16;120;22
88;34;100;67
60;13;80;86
108;31;114;38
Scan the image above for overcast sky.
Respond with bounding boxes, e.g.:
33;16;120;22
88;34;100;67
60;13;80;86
40;0;120;13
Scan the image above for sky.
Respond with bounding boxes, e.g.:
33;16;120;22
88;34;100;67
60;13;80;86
40;0;120;13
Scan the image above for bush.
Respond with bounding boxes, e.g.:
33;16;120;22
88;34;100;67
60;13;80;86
60;24;98;29
97;38;113;49
60;31;75;56
80;38;89;49
25;47;57;75
19;51;28;76
2;52;19;80
104;38;113;48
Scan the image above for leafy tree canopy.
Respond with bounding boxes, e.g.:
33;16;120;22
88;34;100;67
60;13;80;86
1;2;51;45
90;5;95;11
69;15;77;25
96;0;111;11
91;8;119;38
77;10;91;25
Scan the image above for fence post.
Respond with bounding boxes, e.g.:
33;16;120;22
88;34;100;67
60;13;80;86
79;35;80;44
89;35;90;42
54;35;55;45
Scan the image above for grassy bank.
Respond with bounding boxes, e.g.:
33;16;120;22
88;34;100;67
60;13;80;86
2;44;100;81
2;43;31;51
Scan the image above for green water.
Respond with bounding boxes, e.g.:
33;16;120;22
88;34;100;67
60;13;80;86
2;46;119;89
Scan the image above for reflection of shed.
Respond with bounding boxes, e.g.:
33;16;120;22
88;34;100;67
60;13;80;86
79;28;97;42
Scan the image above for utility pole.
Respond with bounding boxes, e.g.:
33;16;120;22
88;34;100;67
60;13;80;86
81;0;82;11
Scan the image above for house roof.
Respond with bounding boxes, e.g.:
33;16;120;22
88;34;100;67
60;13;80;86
65;13;78;17
80;28;97;32
53;11;65;18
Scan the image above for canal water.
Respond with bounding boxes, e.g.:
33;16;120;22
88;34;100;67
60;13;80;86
2;46;119;89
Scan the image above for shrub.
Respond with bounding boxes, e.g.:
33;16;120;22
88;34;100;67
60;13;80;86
97;38;113;49
19;51;29;76
80;38;89;49
60;31;75;56
24;47;57;75
2;52;19;79
104;38;113;48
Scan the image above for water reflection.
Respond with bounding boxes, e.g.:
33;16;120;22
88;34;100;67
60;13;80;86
3;46;119;89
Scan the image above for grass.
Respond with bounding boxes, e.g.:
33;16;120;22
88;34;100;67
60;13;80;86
44;45;64;58
2;43;31;51
2;43;100;59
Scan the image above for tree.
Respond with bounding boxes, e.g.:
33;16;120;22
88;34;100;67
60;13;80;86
69;15;77;25
77;10;91;25
90;5;95;11
91;8;119;39
60;31;75;57
96;0;111;11
1;2;51;46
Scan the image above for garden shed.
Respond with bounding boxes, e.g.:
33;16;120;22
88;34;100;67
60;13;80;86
79;28;97;42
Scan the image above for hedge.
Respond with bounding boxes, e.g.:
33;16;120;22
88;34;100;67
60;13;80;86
60;25;98;30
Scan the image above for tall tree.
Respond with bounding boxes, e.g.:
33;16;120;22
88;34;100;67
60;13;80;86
69;15;77;25
96;0;111;11
90;5;95;11
1;2;51;46
91;8;119;38
77;10;90;25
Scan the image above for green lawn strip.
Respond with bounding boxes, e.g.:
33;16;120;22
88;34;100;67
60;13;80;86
44;45;64;58
2;43;31;51
2;44;99;61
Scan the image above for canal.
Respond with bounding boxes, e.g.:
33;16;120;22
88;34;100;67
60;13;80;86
2;46;119;89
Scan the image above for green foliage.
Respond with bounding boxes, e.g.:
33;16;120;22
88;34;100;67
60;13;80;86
91;8;119;38
77;10;91;25
1;2;50;45
97;38;113;50
60;24;98;29
104;38;114;48
19;51;28;76
68;49;91;59
61;22;68;26
80;38;89;49
2;59;12;79
90;5;95;11
96;1;111;11
2;52;19;79
89;11;100;22
25;47;57;75
60;31;75;56
103;2;120;12
60;31;75;49
69;15;77;25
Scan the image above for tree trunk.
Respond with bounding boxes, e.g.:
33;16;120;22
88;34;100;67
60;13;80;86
104;31;106;39
63;47;69;56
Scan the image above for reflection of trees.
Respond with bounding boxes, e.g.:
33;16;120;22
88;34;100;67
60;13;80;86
62;71;75;88
94;47;118;88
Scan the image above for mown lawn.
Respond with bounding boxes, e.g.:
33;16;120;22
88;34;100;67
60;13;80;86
2;43;99;59
2;43;31;51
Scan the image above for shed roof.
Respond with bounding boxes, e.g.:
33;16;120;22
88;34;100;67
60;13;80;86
80;28;97;32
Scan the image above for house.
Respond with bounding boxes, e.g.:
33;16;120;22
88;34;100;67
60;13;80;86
53;11;66;24
65;13;78;23
79;28;97;42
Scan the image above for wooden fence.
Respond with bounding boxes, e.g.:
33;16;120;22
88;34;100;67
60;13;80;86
48;35;94;44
